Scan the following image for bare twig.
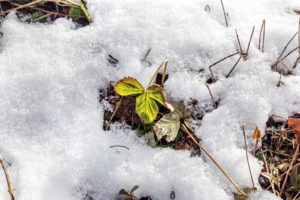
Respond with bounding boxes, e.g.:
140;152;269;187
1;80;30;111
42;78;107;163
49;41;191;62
1;0;43;14
242;125;255;189
110;145;130;150
148;60;168;88
205;83;217;108
278;59;294;75
220;0;228;27
32;13;51;23
277;70;284;87
292;19;300;69
205;4;210;12
259;19;266;52
142;49;151;61
225;55;242;78
235;29;243;53
209;52;239;81
106;97;123;131
272;32;298;68
180;124;248;197
244;26;255;60
0;157;15;200
279;145;299;197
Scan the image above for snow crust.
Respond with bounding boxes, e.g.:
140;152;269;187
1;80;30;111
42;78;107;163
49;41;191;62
0;0;300;199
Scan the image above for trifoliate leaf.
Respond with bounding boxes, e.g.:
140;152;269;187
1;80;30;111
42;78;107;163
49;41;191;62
135;92;159;124
154;111;180;142
114;77;144;96
251;126;262;141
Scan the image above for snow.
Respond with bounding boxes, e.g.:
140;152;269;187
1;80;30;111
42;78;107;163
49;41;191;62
0;0;300;199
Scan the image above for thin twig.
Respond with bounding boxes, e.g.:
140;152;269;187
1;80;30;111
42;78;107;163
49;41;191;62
244;26;255;60
209;52;239;81
278;59;294;75
147;60;168;88
142;49;151;61
280;46;300;62
225;55;242;78
180;124;248;197
279;145;299;197
242;125;255;189
105;97;123;131
220;0;228;27
1;0;43;14
259;19;266;52
235;29;243;53
277;70;283;87
205;83;217;108
205;5;210;12
32;13;51;23
110;145;130;150
0;157;15;200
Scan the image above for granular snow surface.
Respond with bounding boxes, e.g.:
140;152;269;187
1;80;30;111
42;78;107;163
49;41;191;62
0;0;299;199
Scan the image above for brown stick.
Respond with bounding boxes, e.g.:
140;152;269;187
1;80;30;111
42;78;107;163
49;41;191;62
205;5;210;12
235;29;243;53
279;145;299;197
225;55;242;78
244;26;255;60
205;83;216;108
277;70;283;87
220;0;228;27
259;19;266;52
105;97;123;131
278;59;294;75
209;52;239;81
0;157;15;200
242;125;255;189
1;0;43;14
142;49;151;61
180;124;248;197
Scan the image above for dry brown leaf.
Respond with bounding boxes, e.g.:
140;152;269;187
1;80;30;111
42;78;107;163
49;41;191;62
288;118;300;145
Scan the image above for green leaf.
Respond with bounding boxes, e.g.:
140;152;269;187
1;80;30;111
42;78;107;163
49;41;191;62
32;11;46;23
136;92;159;124
146;84;165;106
115;77;144;96
69;7;82;21
153;111;180;142
80;1;92;23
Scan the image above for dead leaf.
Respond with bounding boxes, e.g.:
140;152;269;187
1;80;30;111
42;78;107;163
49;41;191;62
288;118;300;145
153;112;180;142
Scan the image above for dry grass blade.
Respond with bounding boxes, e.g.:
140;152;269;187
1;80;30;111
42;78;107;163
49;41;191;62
106;96;123;131
180;124;248;197
235;29;243;53
225;55;242;78
208;51;239;81
244;26;255;60
0;157;15;200
242;125;255;189
205;83;216;108
279;145;299;197
205;4;210;12
220;0;228;27
259;19;266;52
148;60;168;88
2;0;43;14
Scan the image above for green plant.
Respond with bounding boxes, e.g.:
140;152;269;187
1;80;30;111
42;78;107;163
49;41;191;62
110;60;248;197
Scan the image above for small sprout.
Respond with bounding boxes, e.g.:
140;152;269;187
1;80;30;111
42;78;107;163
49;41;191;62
114;77;167;124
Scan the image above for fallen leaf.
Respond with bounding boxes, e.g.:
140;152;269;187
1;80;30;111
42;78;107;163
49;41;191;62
154;112;180;142
288;118;300;145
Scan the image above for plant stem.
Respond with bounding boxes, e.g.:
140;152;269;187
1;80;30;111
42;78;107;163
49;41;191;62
147;60;168;88
180;124;248;197
106;97;123;131
242;125;255;189
0;157;15;200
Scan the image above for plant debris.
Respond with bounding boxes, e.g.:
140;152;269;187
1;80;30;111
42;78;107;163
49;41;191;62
257;114;300;199
0;0;92;26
